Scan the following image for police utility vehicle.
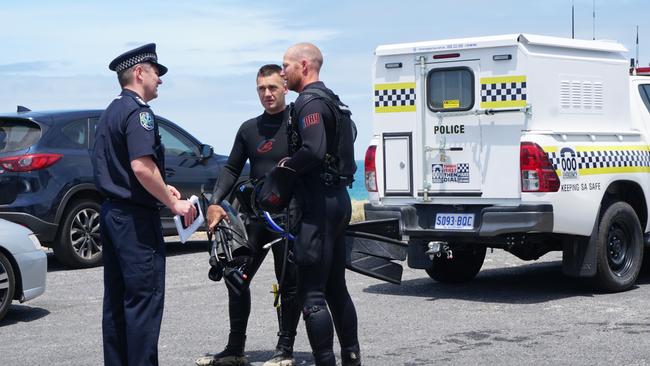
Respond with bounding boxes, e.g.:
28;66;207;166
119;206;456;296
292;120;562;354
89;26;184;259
363;33;650;292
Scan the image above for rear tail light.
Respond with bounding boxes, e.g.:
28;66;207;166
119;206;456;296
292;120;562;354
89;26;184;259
365;145;378;192
520;142;560;192
0;153;63;172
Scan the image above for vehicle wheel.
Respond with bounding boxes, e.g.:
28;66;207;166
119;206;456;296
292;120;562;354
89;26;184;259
593;201;643;292
54;199;102;268
426;246;486;283
0;252;16;322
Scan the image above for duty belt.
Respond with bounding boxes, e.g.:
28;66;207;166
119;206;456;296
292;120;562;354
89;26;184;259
105;197;160;211
320;172;354;188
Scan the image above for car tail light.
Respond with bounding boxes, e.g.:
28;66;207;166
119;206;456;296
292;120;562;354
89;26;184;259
520;142;560;192
365;145;378;192
0;153;63;172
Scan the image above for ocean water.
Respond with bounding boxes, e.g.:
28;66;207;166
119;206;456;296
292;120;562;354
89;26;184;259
347;160;368;201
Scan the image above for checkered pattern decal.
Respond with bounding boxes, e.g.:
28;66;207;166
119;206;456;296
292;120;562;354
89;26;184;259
546;148;650;174
480;75;527;109
374;82;416;113
457;163;469;183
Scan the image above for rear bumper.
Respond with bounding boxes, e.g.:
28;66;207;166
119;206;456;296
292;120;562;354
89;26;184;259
364;202;553;239
365;202;554;269
0;212;58;243
15;249;47;302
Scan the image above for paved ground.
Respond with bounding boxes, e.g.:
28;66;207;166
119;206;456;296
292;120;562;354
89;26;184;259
3;234;650;365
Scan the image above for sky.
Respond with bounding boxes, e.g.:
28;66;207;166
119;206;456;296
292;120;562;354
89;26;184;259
1;0;649;158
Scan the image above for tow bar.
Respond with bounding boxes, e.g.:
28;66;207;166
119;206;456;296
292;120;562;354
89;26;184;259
426;241;453;260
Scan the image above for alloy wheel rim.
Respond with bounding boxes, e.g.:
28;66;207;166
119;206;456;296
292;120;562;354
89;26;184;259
70;208;102;260
0;259;8;305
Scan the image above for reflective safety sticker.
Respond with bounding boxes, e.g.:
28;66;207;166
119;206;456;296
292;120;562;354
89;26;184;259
432;163;469;183
374;82;416;113
546;145;650;176
443;99;460;109
140;112;154;131
480;75;527;109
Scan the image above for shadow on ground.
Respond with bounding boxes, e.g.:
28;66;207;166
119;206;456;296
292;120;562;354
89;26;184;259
0;304;50;327
363;259;615;304
246;350;313;365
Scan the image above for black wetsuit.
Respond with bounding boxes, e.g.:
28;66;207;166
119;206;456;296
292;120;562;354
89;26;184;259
210;109;300;354
284;81;360;366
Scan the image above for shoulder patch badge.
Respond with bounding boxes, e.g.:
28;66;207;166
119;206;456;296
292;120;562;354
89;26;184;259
302;112;320;129
140;112;154;131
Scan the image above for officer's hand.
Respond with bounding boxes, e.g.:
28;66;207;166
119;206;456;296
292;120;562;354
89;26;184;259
167;185;181;199
207;204;229;233
172;199;197;228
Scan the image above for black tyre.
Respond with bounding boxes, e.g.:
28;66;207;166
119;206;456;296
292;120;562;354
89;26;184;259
0;252;16;322
593;201;643;292
54;199;102;268
426;246;486;283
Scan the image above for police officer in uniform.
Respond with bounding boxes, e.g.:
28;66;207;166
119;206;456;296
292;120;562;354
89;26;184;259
92;43;196;366
276;43;361;366
195;64;301;366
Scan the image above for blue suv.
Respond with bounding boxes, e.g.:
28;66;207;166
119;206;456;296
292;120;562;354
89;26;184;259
0;108;238;268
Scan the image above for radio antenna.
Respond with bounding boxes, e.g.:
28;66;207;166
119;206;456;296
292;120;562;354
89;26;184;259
571;0;576;39
635;25;639;67
592;0;596;40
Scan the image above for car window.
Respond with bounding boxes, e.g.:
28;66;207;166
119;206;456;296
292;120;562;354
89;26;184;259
427;67;474;112
60;118;88;148
639;85;650;114
89;117;99;148
0;119;41;153
158;122;198;157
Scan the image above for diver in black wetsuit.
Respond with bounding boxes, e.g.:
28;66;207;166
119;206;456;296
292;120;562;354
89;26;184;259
195;64;300;366
278;43;360;366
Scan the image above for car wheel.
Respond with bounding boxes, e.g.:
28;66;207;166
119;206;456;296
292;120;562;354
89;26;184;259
425;246;486;283
593;201;643;292
0;252;16;322
54;199;102;268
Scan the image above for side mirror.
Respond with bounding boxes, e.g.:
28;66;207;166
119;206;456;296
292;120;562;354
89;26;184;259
199;144;214;160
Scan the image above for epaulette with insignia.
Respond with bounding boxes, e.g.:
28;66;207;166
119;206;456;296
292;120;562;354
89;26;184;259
134;96;149;107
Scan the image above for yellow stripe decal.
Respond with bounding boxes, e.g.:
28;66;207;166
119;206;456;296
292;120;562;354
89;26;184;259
575;145;650;152
480;75;527;84
579;166;650;175
375;105;416;113
374;82;416;90
480;100;527;108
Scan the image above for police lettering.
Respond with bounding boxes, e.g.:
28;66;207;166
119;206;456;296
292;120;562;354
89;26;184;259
433;124;465;134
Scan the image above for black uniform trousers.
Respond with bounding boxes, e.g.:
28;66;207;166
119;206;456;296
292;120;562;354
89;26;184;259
100;200;166;366
224;218;301;351
294;177;360;366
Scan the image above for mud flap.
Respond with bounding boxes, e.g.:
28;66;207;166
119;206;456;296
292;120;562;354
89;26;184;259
562;217;598;277
345;219;407;284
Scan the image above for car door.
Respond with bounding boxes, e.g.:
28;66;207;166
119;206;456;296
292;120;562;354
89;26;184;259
157;119;219;232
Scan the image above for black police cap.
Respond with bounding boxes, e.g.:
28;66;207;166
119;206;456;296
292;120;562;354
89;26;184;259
108;43;168;76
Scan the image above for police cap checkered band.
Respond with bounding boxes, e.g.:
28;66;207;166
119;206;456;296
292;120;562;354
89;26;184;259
108;43;168;76
114;53;157;73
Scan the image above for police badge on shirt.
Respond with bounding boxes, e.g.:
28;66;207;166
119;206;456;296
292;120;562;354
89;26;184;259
140;112;154;131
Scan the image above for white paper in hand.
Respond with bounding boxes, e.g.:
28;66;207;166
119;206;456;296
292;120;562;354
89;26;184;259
174;195;204;243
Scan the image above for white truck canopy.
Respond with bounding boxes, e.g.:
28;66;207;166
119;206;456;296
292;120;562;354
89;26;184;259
375;33;627;56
